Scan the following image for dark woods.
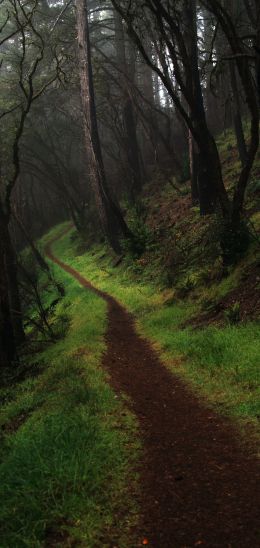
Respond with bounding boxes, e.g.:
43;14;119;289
0;0;259;366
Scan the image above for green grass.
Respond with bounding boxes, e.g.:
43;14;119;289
51;226;260;452
143;312;260;417
0;226;140;547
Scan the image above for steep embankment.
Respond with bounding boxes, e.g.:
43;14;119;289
46;227;260;548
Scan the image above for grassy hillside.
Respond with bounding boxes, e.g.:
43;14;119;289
125;125;260;323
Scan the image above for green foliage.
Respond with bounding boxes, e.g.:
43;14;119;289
250;178;260;193
200;297;219;313
20;248;64;340
224;301;241;325
176;273;199;296
220;220;250;265
122;206;154;260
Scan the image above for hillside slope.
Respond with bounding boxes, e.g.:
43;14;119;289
48;126;260;448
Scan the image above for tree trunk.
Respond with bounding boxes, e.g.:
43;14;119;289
5;226;25;344
202;8;222;133
141;39;159;161
123;99;142;196
113;8;143;197
76;0;132;253
185;0;220;214
229;62;248;167
188;129;199;204
0;207;17;366
254;3;260;104
227;0;248;168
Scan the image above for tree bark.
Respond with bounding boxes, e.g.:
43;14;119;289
0;204;17;366
113;8;143;197
188;129;199;204
227;0;248;168
229;62;248;167
5;226;25;345
254;3;260;104
185;0;220;214
141;39;160;162
76;0;132;253
203;0;259;224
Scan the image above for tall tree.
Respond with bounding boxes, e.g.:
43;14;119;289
76;0;132;253
203;0;259;229
113;8;143;198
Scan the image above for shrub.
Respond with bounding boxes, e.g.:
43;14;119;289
219;219;250;266
176;273;199;297
224;301;241;324
122;206;154;260
200;297;220;313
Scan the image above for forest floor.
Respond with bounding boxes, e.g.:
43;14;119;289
45;228;260;548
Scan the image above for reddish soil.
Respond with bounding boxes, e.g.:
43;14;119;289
46;233;260;548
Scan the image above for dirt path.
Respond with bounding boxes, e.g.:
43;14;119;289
46;234;260;548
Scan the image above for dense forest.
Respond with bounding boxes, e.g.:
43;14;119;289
0;1;260;546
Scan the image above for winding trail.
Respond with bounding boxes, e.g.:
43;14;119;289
46;231;260;548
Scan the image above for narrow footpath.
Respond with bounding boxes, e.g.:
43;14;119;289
46;233;260;548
